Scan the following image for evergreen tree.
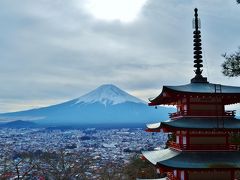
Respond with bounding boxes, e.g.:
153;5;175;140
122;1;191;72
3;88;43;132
222;1;240;77
222;47;240;77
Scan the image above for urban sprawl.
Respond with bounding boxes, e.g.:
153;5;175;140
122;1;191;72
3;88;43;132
0;127;167;179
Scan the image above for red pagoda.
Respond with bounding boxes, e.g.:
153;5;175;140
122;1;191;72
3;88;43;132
142;8;240;180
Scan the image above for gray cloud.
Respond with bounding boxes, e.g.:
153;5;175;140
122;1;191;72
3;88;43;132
0;0;240;112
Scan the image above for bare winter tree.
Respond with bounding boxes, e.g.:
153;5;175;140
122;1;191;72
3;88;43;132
98;161;126;180
0;145;38;180
1;149;95;180
0;154;37;180
37;149;91;180
13;158;36;180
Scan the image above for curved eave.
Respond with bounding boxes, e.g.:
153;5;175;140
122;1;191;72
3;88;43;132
145;122;170;132
137;178;167;180
149;83;240;106
142;149;180;165
143;149;240;169
157;151;240;169
164;117;240;131
147;117;240;131
166;83;240;94
149;86;177;106
146;122;162;132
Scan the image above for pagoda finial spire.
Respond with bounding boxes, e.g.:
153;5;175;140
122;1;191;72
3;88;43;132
191;8;208;83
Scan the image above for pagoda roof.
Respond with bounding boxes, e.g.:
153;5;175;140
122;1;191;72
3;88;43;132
143;149;240;169
142;148;180;165
136;178;167;180
165;82;240;94
149;82;240;106
146;117;240;131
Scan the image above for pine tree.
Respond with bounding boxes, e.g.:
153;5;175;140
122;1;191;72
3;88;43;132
222;48;240;77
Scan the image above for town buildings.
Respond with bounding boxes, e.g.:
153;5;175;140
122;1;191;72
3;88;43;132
0;127;167;179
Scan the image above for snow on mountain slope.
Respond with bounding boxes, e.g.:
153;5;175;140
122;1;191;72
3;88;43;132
0;84;175;125
75;84;146;105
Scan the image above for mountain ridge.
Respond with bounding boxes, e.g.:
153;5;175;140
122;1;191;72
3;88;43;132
0;84;175;125
75;84;146;106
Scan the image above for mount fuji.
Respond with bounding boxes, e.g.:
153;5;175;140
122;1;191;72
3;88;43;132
0;84;175;126
75;84;145;106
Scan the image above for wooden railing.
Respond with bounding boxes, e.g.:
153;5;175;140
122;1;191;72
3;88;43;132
169;110;236;118
169;141;239;151
169;110;188;118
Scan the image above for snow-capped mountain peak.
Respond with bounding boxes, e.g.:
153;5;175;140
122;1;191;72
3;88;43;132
75;84;146;105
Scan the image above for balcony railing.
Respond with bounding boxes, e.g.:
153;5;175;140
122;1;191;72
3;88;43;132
169;110;187;118
169;110;236;119
169;141;239;151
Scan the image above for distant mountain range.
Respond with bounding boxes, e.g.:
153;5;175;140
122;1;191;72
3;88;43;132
0;84;175;126
0;120;37;128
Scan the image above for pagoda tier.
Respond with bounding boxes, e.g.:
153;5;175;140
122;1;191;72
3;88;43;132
146;117;240;132
149;82;240;118
149;82;240;106
142;149;240;180
142;149;240;169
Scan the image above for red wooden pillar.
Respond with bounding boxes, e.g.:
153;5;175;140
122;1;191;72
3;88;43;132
226;132;229;148
186;130;190;150
186;96;190;116
185;170;189;180
231;170;234;180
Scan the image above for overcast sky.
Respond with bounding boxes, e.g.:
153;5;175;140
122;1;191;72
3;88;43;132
0;0;240;113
